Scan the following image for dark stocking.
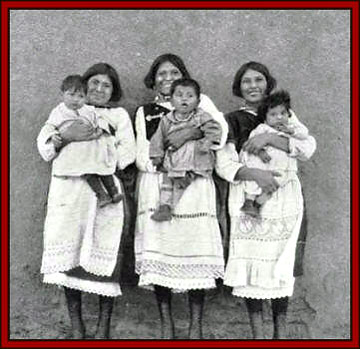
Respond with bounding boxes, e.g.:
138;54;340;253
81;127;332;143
94;295;114;339
271;297;289;339
154;285;175;339
188;289;205;339
245;298;264;339
64;287;86;339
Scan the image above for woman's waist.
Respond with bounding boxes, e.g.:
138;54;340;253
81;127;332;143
164;154;215;172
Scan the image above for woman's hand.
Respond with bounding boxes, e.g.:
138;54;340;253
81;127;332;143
51;133;63;150
165;127;203;151
59;120;96;144
252;169;281;193
87;127;104;140
235;167;281;194
242;133;270;154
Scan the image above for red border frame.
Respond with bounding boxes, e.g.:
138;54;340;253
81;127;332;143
2;1;359;348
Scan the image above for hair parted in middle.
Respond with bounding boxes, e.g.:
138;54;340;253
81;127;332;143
144;53;191;89
82;62;122;102
232;61;277;98
170;78;201;99
257;89;291;122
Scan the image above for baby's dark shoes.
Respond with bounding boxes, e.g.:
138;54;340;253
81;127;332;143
241;199;260;218
97;193;113;208
151;204;172;222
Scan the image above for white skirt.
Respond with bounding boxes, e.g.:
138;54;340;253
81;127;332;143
43;273;121;297
41;174;124;297
225;175;303;299
135;171;224;292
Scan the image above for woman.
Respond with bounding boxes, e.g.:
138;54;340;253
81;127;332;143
37;63;136;339
134;53;227;339
215;62;316;339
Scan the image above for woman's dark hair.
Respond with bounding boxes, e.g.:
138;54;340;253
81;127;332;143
82;63;122;102
60;74;87;93
144;53;191;89
170;78;201;99
232;61;277;98
257;90;291;122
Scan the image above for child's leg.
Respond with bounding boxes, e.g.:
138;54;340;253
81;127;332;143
64;287;86;339
82;174;112;207
255;191;272;205
94;295;114;339
188;289;205;339
154;285;175;339
151;174;173;221
271;297;289;339
159;173;173;207
245;298;265;339
100;175;123;203
172;172;195;208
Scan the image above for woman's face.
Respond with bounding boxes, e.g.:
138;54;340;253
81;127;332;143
154;61;183;96
86;74;113;106
240;69;268;104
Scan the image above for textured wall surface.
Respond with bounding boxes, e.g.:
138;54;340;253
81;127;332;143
9;9;350;339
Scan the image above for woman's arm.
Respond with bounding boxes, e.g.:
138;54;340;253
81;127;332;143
215;142;243;182
198;111;222;151
234;166;281;194
165;94;228;151
112;108;136;170
58;119;99;146
243;132;290;154
215;141;281;193
199;94;228;149
37;124;59;162
287;110;317;160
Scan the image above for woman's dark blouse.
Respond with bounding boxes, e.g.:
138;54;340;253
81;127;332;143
225;109;262;153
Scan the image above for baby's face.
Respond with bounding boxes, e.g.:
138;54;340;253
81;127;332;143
171;85;199;115
63;88;86;111
266;104;289;128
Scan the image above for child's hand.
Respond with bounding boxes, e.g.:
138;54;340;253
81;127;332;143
151;157;163;167
165;127;203;151
88;127;103;140
275;124;294;135
258;149;272;163
51;134;63;150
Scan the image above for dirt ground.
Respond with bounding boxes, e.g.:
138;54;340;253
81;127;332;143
9;260;315;341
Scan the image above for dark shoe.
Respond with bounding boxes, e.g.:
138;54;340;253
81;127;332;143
97;193;113;208
241;199;260;218
111;192;123;204
151;205;172;221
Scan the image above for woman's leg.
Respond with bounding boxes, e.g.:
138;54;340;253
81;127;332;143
154;285;175;339
64;287;86;339
188;289;205;339
245;298;264;339
271;297;289;339
94;295;114;339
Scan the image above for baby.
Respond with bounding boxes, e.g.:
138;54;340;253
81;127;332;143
45;74;122;207
240;89;309;217
149;78;222;221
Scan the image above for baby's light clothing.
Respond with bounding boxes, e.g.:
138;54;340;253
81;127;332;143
47;102;117;177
